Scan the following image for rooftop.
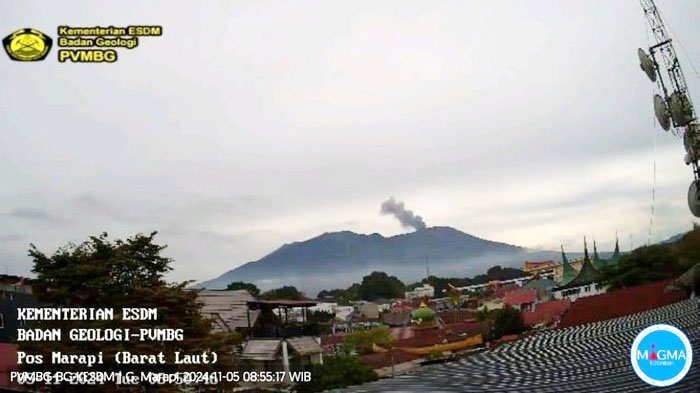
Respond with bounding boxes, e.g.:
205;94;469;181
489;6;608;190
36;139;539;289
503;288;537;306
338;297;700;391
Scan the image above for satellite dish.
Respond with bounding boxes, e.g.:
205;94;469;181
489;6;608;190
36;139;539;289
654;94;671;130
669;91;693;127
638;48;657;82
688;180;700;217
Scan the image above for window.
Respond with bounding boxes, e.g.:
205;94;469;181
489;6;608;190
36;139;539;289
0;313;4;329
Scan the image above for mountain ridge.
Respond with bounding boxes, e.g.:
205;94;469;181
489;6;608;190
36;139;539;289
194;226;561;294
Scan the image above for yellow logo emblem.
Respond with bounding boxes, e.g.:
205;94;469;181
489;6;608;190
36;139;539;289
3;28;53;61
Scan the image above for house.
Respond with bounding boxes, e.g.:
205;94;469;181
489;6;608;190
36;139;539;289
552;241;607;302
405;284;435;300
522;298;571;328
196;289;260;334
240;336;323;374
503;289;537;312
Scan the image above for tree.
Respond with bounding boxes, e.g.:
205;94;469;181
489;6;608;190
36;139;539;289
357;272;405;301
260;285;304;300
226;281;260;297
343;326;394;355
491;306;525;338
23;232;240;393
293;355;378;393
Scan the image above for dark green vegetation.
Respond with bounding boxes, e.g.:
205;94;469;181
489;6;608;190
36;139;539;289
406;266;529;297
225;281;260;297
294;355;378;393
490;307;526;339
601;225;700;290
25;232;240;393
317;271;405;303
260;285;305;300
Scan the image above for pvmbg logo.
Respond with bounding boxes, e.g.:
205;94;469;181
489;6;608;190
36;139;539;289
2;28;52;61
630;324;693;387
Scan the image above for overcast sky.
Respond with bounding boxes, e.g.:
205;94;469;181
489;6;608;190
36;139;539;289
2;0;700;284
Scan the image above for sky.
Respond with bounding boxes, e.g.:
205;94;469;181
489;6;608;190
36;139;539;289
2;0;700;284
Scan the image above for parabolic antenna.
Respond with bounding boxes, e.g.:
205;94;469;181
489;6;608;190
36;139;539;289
688;180;700;217
638;48;657;82
669;91;694;127
653;94;671;130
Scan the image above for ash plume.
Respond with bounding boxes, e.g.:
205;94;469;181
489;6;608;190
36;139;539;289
380;197;427;231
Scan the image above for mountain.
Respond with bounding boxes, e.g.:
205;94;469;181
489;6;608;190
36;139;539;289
194;226;562;295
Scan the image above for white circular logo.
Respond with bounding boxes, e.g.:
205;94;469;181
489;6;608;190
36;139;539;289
630;324;693;387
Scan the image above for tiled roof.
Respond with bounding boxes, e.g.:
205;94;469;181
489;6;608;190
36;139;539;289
558;279;688;328
522;298;570;327
444;320;490;338
524;260;554;270
338;298;700;391
361;351;420;370
437;309;477;324
503;289;537;306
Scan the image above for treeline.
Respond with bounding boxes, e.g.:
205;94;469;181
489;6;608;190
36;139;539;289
317;272;406;303
601;224;700;290
406;265;529;297
229;266;529;304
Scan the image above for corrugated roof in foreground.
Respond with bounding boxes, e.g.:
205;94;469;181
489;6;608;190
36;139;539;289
333;297;700;392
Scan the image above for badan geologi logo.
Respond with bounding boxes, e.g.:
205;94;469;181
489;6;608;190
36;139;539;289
3;28;52;61
630;324;693;387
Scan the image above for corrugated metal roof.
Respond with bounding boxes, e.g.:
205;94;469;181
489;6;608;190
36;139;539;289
287;336;322;355
197;289;260;331
240;339;281;360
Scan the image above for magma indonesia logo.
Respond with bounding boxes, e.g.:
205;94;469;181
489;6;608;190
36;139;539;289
2;28;52;61
631;324;693;387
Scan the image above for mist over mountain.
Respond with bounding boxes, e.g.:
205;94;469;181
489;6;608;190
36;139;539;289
195;226;568;294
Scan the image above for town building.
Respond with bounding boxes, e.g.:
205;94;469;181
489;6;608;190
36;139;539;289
405;283;435;299
552;239;607;301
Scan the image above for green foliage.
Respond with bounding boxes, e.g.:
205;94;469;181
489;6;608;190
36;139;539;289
294;355;378;393
260;285;304;300
406;267;529;297
490;306;525;339
357;271;405;301
601;225;700;290
225;281;260;297
316;286;359;305
316;272;404;303
343;326;394;355
25;232;240;393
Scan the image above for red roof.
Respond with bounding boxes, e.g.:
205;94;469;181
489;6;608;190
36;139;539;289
361;351;420;369
438;309;477;324
503;289;537;306
320;333;346;349
522;298;571;327
524;260;554;270
558;279;688;328
444;320;490;337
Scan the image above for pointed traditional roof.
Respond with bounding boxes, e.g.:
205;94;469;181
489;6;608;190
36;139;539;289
608;237;620;267
555;239;602;291
560;245;577;286
592;239;606;269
